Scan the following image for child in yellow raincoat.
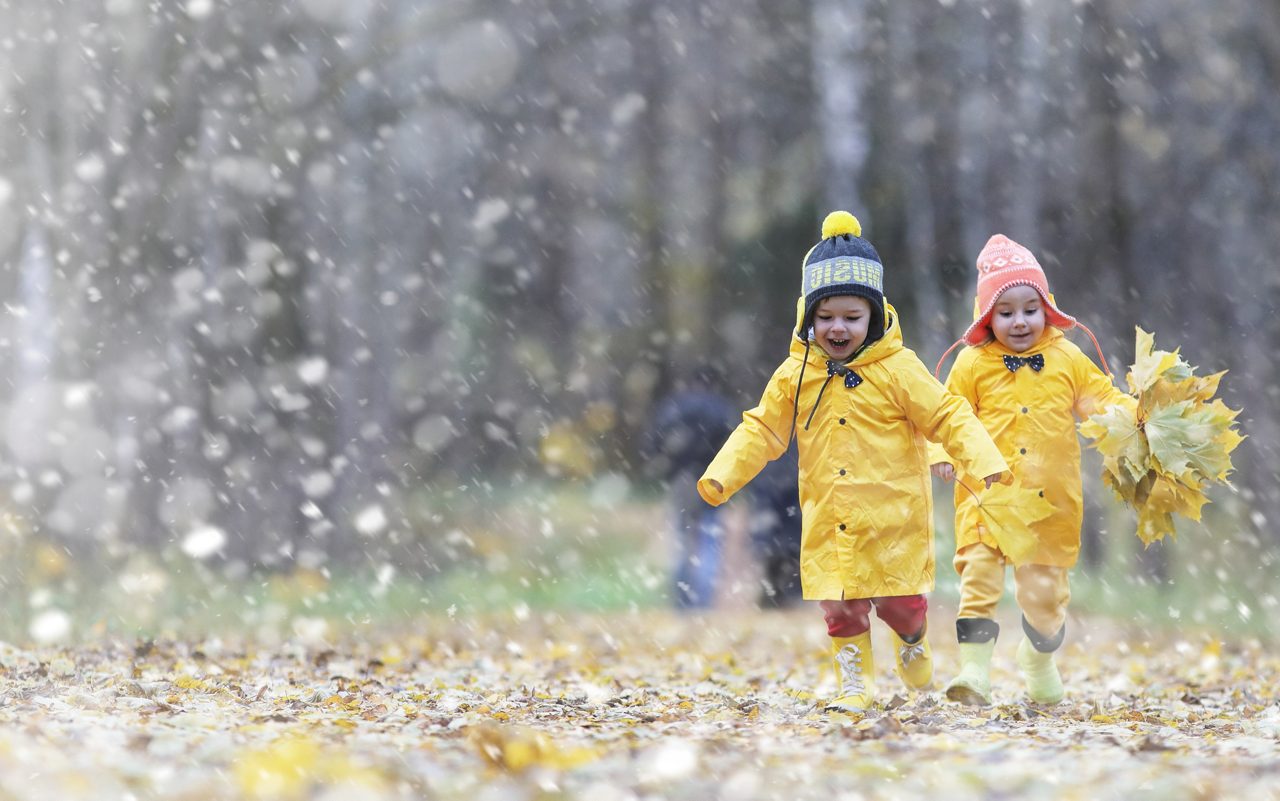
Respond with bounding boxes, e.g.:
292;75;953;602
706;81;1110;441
698;211;1008;713
930;234;1135;706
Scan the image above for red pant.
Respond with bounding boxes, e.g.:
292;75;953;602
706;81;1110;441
820;595;928;638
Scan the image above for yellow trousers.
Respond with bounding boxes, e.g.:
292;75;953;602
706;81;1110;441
954;542;1070;638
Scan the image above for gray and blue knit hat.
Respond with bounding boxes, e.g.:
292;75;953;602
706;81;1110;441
799;211;885;345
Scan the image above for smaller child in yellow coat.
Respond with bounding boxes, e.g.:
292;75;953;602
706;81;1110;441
698;212;1008;713
931;234;1135;706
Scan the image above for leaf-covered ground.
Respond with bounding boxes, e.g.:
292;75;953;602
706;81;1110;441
1;606;1277;801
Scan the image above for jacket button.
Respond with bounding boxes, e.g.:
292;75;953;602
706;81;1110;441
839;418;846;425
1038;491;1044;497
1021;407;1029;413
839;468;846;476
1020;448;1027;454
838;523;846;531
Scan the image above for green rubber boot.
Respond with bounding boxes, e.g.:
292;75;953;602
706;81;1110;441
1016;637;1065;704
945;640;995;706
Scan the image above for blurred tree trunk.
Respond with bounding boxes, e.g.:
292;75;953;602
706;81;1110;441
1221;4;1280;543
885;0;946;356
628;0;673;413
1011;2;1046;241
810;0;870;214
328;36;391;564
952;3;994;303
1074;0;1138;569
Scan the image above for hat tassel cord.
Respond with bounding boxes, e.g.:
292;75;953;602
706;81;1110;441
934;338;964;380
1075;321;1113;378
788;338;811;444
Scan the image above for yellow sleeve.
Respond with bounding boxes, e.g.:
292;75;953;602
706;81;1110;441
926;350;979;467
1072;349;1137;420
697;361;795;506
894;353;1007;481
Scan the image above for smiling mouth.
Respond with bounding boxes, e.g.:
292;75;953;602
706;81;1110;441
828;338;850;349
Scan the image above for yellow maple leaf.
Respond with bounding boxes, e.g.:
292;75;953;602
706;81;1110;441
959;478;1056;566
1157;474;1208;518
1134;475;1212;546
1127;328;1184;395
471;723;601;773
1146;369;1226;409
1078;404;1148;487
1136;504;1175;547
233;736;322;800
1147;402;1242;484
173;674;211;691
233;735;390;799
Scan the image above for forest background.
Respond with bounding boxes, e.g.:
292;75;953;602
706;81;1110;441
0;0;1275;642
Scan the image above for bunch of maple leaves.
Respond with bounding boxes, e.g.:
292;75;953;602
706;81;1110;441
1079;328;1244;545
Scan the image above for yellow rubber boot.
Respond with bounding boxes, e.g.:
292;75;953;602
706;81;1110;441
825;632;875;713
1016;638;1065;704
945;640;995;706
890;625;933;690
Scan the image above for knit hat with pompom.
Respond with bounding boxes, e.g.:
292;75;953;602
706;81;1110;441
798;211;885;346
961;234;1076;346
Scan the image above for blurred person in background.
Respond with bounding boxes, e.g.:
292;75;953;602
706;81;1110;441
749;443;803;609
642;366;737;610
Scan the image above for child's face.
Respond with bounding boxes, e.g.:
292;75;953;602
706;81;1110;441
990;285;1046;353
813;295;872;361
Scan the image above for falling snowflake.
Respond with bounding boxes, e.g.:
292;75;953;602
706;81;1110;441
185;0;214;19
182;525;227;559
29;609;71;644
354;505;388;536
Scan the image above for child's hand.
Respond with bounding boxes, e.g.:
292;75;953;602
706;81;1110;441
930;463;955;482
983;472;1003;489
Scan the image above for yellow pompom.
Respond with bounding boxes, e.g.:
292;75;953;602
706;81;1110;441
821;210;861;239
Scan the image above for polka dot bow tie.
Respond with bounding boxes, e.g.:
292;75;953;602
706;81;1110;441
1003;354;1045;373
827;360;864;388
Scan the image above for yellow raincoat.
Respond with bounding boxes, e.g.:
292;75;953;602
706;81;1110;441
930;328;1133;567
697;303;1008;600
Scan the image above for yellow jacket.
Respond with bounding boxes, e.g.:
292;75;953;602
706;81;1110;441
697;303;1008;600
930;328;1133;566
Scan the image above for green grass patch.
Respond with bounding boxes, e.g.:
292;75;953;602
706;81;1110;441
0;477;1270;645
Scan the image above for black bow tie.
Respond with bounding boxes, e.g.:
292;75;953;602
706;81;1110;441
827;360;864;388
1003;354;1044;373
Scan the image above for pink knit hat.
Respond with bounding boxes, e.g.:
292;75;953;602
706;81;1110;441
960;234;1076;346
